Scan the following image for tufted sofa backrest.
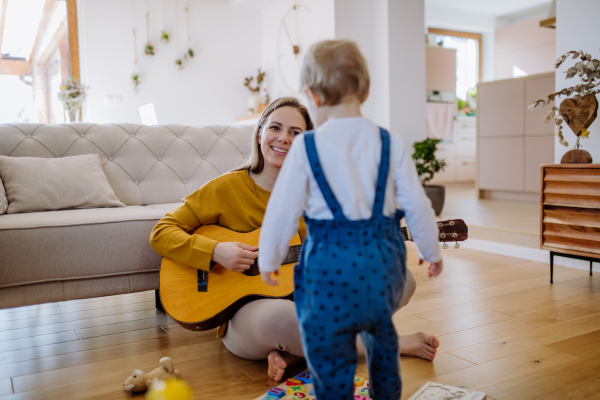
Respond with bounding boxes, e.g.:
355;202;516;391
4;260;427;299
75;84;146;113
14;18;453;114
0;123;254;205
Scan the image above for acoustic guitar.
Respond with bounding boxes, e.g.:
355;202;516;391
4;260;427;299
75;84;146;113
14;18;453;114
159;219;468;331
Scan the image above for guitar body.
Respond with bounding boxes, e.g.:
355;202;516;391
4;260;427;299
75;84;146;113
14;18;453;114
159;225;302;331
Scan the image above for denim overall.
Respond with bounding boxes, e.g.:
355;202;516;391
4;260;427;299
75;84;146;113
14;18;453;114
295;128;406;400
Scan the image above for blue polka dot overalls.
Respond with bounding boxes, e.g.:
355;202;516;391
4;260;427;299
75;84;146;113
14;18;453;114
295;128;406;400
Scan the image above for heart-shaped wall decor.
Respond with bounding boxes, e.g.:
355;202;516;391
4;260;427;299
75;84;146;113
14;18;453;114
559;94;598;136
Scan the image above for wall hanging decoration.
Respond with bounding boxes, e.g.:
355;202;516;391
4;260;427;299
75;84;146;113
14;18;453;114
184;1;194;59
161;0;170;43
173;0;184;69
131;0;141;89
244;69;266;115
529;50;599;164
144;0;155;55
58;77;87;122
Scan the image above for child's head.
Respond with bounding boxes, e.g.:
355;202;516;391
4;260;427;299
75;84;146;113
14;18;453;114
300;40;370;120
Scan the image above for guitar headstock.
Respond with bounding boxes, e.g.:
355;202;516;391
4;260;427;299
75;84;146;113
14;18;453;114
437;219;468;249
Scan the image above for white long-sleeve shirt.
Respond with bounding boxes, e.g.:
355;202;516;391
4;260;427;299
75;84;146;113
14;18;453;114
258;117;442;273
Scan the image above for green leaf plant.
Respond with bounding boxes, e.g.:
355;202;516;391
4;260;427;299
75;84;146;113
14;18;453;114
412;138;447;185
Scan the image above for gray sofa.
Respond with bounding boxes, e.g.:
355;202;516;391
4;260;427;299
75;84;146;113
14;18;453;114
0;123;253;309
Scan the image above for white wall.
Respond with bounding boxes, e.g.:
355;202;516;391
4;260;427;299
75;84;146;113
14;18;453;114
555;0;600;163
494;19;555;80
260;0;334;102
78;0;262;125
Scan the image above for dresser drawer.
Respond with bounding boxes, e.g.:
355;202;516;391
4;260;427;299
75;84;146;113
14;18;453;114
455;133;476;157
456;157;476;181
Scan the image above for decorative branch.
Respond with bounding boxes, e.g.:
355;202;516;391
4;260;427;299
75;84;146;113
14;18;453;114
244;69;265;93
528;50;599;147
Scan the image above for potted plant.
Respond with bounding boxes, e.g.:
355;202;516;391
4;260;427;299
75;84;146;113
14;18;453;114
412;138;447;215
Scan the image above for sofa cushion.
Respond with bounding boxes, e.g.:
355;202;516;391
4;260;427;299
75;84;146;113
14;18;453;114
0;176;6;215
145;202;182;212
0;154;125;214
0;206;167;288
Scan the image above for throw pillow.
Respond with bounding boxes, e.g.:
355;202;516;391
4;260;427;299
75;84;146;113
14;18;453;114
0;154;125;214
0;176;7;215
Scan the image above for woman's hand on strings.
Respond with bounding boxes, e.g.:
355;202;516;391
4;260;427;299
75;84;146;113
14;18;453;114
212;242;258;272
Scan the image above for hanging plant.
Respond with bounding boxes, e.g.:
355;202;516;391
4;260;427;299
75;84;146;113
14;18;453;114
185;48;194;58
175;58;183;70
144;43;155;55
161;30;170;42
132;74;141;88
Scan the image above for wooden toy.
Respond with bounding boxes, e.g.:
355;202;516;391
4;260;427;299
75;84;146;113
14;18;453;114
268;387;286;398
296;372;312;383
288;385;305;395
286;378;302;386
354;376;365;387
255;372;370;400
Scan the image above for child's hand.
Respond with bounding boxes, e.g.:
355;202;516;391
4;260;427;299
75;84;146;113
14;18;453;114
419;259;444;278
261;270;279;286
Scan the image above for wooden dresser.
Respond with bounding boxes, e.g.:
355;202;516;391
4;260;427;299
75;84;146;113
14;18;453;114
540;164;600;282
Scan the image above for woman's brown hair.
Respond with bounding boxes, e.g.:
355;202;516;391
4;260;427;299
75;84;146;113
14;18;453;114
242;97;313;174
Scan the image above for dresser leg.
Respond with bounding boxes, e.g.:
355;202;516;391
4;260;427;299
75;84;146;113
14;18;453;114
550;252;554;284
591;261;593;276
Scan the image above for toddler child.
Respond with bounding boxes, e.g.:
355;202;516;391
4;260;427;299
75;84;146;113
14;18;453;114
259;40;443;400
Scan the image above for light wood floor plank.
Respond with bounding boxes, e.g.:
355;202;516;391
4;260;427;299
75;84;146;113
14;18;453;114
0;298;134;323
0;327;171;378
410;271;597;321
0;302;157;332
483;353;600;400
569;296;600;312
75;315;174;339
491;284;600;317
0;330;79;353
546;329;600;358
435;303;597;354
449;308;600;364
0;378;12;396
125;291;156;304
431;346;578;392
395;310;515;337
0;309;168;342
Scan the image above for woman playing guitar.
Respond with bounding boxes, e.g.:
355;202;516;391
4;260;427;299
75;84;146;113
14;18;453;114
150;97;439;382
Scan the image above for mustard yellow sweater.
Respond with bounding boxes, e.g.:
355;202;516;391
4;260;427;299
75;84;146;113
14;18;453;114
150;169;306;272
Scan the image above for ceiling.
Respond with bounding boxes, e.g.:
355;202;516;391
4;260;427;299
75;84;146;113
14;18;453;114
426;0;553;17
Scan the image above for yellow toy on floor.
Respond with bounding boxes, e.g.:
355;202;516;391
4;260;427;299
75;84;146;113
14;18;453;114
123;357;182;393
146;378;193;400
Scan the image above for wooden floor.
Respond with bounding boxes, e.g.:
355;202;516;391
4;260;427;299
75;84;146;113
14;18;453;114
1;248;600;399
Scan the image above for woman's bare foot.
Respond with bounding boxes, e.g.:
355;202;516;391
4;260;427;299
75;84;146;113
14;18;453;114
267;351;303;381
400;332;439;361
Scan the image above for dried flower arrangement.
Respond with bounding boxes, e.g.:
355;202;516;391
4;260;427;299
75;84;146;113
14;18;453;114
57;77;87;122
244;69;266;93
528;50;599;153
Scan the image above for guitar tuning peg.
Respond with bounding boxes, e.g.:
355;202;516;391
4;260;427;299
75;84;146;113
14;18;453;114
454;242;460;249
442;243;449;249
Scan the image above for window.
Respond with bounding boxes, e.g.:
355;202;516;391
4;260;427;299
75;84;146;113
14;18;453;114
428;28;481;102
0;0;79;124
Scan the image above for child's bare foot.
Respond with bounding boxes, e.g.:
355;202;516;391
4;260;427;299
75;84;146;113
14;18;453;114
267;351;303;381
400;332;439;361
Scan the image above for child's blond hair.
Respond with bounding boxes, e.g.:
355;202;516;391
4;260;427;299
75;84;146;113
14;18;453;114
301;40;370;106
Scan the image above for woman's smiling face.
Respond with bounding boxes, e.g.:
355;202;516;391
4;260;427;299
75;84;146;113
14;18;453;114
258;106;307;169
